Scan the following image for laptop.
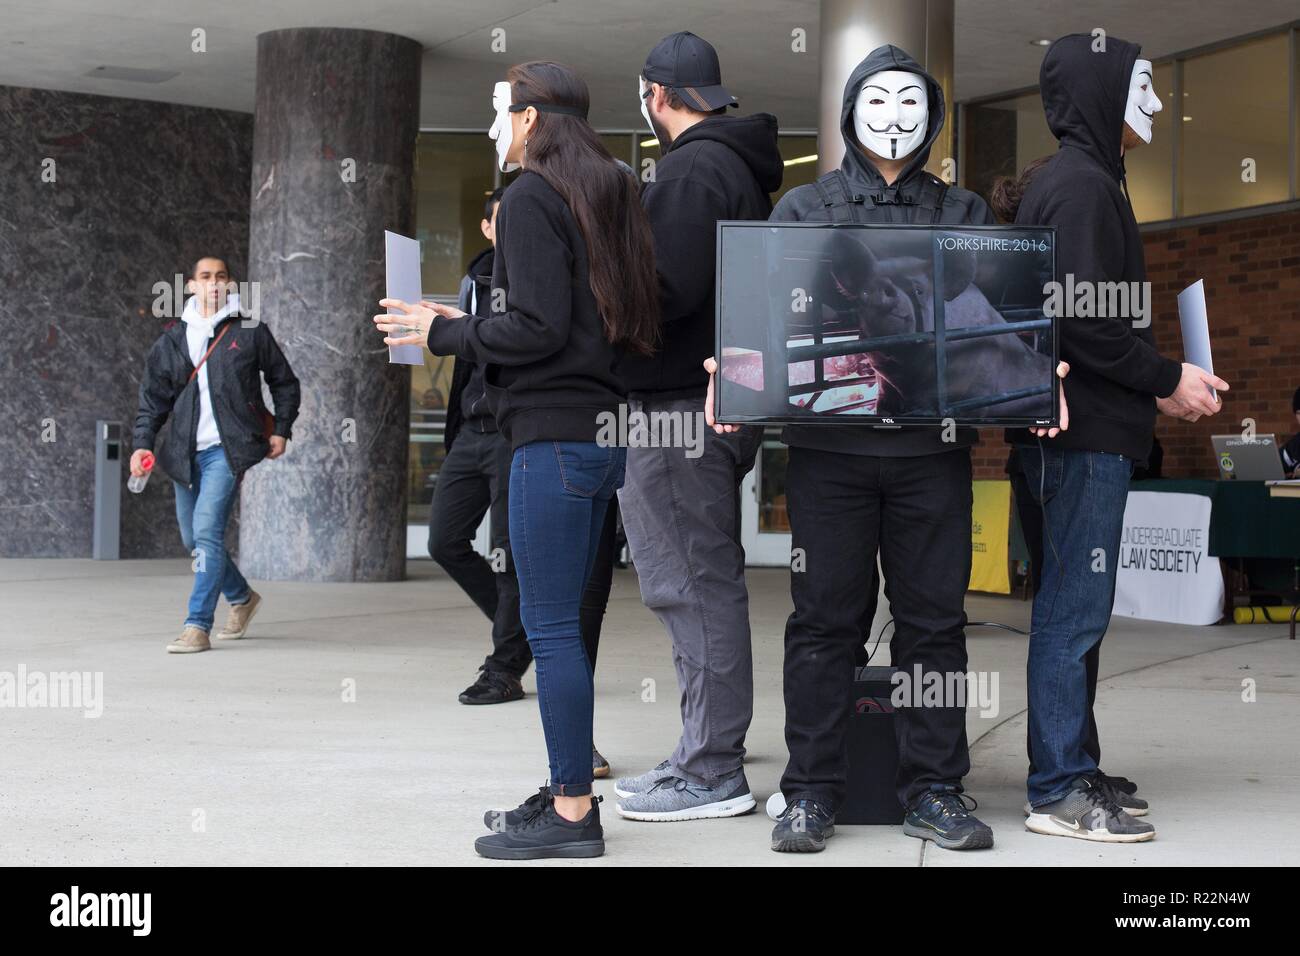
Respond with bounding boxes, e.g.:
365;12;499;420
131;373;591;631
1211;434;1285;480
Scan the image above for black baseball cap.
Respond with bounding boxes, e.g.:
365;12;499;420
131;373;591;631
642;32;738;111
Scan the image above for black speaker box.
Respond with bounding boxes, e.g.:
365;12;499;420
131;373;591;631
840;664;906;824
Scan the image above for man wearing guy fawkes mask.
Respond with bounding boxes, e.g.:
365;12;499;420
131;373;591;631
997;35;1226;844
766;44;997;854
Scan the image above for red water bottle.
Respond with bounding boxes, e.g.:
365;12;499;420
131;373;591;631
128;451;155;494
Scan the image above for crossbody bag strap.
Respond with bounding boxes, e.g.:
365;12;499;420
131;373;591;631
187;322;231;384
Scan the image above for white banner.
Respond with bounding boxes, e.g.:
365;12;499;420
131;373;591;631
1114;491;1223;626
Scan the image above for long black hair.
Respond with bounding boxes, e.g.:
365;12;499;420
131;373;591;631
508;61;660;355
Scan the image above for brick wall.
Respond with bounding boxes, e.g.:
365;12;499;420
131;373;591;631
972;206;1300;479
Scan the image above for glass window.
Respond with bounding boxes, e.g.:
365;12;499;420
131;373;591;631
600;132;634;165
757;439;789;532
1180;34;1291;216
409;132;498;530
961;91;1055;216
414;133;497;296
1124;62;1174;222
775;134;818;203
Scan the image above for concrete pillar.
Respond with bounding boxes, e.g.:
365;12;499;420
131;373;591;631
239;28;422;582
817;0;955;177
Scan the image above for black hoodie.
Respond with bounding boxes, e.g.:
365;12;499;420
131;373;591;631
444;246;497;451
772;44;994;458
621;113;784;398
427;170;626;450
1009;34;1182;461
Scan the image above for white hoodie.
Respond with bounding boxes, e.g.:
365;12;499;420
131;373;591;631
181;292;241;451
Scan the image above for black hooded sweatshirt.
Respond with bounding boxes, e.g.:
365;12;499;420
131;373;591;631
771;44;995;458
444;245;497;451
427;170;626;450
1008;34;1182;461
621;113;784;398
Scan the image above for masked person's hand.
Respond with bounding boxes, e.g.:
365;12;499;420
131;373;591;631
1157;363;1229;422
703;356;744;435
373;299;468;348
1029;361;1071;438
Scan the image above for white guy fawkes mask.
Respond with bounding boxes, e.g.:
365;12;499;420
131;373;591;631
853;70;928;161
1123;58;1162;145
490;81;519;172
638;76;654;133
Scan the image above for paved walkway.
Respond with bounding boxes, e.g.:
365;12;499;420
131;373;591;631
3;558;1295;866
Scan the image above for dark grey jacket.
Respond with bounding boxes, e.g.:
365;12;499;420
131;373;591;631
133;313;300;486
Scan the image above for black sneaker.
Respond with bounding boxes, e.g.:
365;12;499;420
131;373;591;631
458;669;524;705
474;792;605;860
1025;775;1155;843
771;797;835;853
592;748;610;779
1097;772;1148;816
1097;771;1139;795
483;785;550;831
904;786;994;850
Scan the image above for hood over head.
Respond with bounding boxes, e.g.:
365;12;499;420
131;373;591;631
1039;33;1141;181
838;44;944;188
466;246;494;285
667;112;785;193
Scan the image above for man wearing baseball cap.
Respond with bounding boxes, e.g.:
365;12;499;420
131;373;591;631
615;32;783;822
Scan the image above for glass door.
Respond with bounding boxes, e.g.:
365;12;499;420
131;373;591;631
741;429;793;567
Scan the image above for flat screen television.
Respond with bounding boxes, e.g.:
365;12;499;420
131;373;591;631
714;222;1058;427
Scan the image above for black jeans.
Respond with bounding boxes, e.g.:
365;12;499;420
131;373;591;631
428;427;616;678
428;427;530;678
781;445;974;810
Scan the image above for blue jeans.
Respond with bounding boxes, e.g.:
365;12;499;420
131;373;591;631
510;441;626;797
173;445;251;631
1021;445;1133;806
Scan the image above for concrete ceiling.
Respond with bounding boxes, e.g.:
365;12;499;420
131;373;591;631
0;0;1295;129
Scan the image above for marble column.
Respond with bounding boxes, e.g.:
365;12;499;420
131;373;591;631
239;28;422;582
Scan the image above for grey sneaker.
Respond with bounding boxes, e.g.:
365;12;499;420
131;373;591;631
1025;775;1155;843
613;759;673;799
615;769;756;822
1023;774;1148;818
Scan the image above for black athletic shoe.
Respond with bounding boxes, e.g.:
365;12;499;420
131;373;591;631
1095;773;1149;817
475;792;605;860
903;786;994;850
458;669;524;705
771;798;835;853
483;785;550;831
1097;772;1139;796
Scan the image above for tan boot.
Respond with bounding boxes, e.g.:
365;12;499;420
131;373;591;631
167;625;211;654
216;590;261;640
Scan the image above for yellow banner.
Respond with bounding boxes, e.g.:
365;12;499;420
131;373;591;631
969;480;1011;594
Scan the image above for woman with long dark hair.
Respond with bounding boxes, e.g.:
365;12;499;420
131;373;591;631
375;61;659;859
